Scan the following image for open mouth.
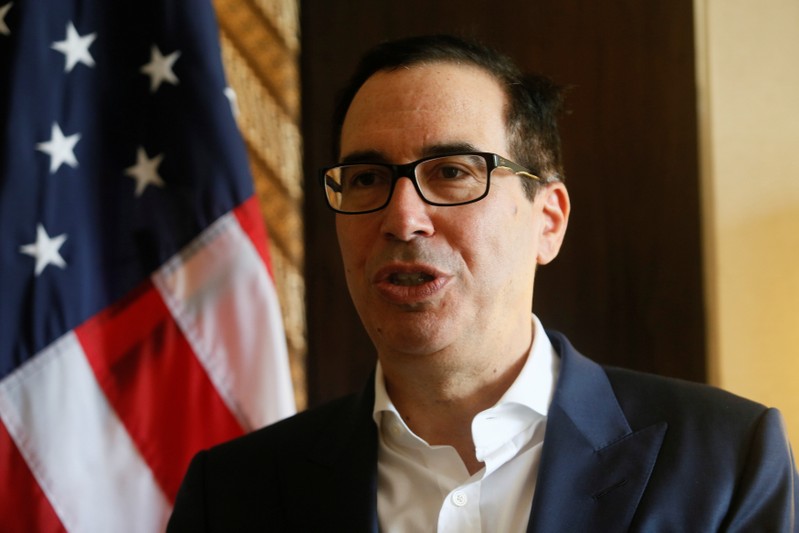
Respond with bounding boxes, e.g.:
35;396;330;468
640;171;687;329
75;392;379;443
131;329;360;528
388;272;436;286
374;263;449;304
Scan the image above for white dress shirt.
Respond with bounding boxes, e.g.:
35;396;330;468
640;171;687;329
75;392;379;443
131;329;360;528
373;315;560;532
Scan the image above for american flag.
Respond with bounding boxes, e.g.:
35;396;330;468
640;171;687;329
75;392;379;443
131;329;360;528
0;1;296;530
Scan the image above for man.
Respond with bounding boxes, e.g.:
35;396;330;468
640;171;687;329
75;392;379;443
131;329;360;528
168;35;798;531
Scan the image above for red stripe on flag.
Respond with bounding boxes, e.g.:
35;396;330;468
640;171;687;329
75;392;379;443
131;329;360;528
234;196;275;278
75;280;245;502
0;419;66;532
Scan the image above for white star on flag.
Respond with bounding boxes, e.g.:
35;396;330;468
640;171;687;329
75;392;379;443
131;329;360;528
2;0;297;530
224;87;240;118
0;3;12;36
36;122;81;173
51;22;97;72
140;45;181;92
125;146;165;197
20;223;68;276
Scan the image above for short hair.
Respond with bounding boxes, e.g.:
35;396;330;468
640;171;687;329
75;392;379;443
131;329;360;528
332;34;566;199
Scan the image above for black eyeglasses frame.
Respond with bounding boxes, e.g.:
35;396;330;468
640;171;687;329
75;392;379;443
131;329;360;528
319;151;543;215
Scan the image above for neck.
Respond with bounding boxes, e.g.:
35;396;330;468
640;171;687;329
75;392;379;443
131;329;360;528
378;322;533;474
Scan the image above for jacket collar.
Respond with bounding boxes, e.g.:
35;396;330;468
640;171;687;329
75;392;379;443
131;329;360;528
527;331;667;532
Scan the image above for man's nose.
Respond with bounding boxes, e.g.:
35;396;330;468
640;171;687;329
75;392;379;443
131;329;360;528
379;176;434;241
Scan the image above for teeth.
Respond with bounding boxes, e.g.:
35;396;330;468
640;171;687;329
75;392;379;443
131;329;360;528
389;272;434;286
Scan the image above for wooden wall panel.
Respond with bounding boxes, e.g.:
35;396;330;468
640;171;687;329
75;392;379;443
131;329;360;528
301;0;705;406
213;0;306;408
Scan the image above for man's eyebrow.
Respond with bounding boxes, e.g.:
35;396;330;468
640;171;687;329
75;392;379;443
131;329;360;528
339;143;481;165
421;143;480;157
339;150;387;165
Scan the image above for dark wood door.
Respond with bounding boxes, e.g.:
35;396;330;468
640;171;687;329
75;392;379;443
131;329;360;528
301;0;705;406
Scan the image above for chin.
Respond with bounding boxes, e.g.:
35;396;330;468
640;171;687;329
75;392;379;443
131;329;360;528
368;317;453;357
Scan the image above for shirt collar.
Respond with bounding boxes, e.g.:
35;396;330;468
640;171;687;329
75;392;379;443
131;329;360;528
496;314;558;417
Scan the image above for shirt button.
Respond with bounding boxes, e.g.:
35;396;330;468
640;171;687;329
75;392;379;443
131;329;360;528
451;491;468;507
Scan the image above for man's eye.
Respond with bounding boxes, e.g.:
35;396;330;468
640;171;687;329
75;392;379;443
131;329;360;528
440;166;467;179
343;168;390;189
429;164;475;181
350;172;379;187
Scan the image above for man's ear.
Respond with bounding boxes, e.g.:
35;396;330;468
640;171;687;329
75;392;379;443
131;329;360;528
536;182;570;265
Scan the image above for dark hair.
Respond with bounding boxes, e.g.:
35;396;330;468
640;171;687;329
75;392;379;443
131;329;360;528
332;34;566;199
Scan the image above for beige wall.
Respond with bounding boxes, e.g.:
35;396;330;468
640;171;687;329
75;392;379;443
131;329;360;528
695;0;799;447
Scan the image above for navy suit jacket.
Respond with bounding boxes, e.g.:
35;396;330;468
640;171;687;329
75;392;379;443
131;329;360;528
168;331;799;531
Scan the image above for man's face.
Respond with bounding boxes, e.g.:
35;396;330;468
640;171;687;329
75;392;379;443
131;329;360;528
336;62;568;360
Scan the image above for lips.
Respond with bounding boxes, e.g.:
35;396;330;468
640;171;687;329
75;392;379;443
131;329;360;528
373;263;450;304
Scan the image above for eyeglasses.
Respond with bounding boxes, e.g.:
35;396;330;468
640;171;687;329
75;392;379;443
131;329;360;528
319;151;543;214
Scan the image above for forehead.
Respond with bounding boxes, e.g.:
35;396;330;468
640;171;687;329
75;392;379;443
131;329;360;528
340;62;510;160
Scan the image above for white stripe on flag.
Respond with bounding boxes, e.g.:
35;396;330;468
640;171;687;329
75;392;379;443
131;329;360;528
153;211;295;432
0;332;170;533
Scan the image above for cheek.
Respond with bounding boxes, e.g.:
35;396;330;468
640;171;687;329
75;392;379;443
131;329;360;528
451;212;515;282
336;222;366;279
488;198;535;244
482;204;539;279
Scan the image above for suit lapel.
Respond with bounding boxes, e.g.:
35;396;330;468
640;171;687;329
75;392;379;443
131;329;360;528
527;332;667;533
287;381;379;532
